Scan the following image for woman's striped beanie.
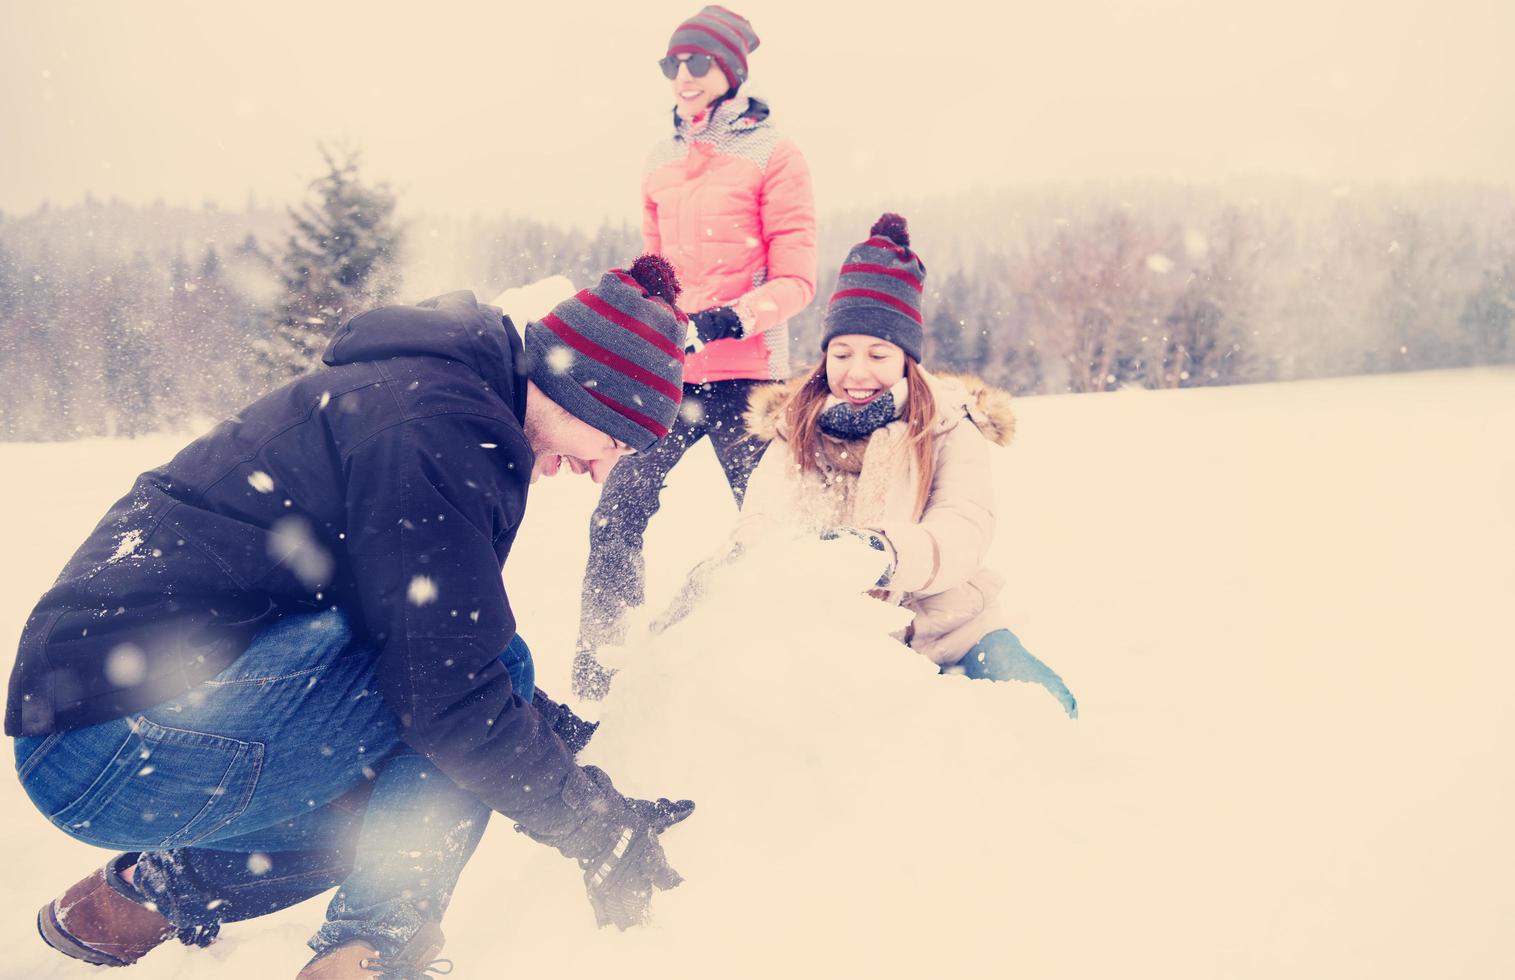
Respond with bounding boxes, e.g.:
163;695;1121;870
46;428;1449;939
821;214;927;362
523;256;688;451
668;6;761;91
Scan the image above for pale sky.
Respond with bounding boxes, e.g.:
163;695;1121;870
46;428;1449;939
3;0;1512;228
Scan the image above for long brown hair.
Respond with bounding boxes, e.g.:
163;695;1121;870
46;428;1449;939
784;355;939;518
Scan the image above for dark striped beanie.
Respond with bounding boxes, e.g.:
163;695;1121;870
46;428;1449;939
821;214;926;362
668;6;761;92
523;256;688;451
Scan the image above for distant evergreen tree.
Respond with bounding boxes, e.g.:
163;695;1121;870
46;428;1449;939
98;251;162;436
927;271;983;374
1459;268;1515;364
0;235;25;438
256;147;403;380
4;181;1515;439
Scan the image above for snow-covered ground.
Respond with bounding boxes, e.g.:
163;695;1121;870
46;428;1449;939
1;367;1512;978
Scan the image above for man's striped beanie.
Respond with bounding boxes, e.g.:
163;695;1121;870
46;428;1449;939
821;214;927;362
523;256;687;451
668;6;761;92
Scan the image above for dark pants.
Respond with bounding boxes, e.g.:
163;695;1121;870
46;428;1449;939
574;379;769;698
14;609;535;960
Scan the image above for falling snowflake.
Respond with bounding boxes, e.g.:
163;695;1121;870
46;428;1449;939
546;347;575;374
1145;254;1175;274
247;471;275;493
269;516;334;588
246;853;272;876
408;576;439;605
105;643;148;686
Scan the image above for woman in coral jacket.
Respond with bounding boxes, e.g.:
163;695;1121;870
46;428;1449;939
574;4;817;698
669;215;1077;716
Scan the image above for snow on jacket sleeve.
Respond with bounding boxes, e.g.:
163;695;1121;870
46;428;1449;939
342;412;592;839
868;423;996;596
740;139;817;334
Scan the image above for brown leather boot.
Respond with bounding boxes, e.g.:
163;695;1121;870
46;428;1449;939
296;921;450;979
37;852;176;967
295;939;383;979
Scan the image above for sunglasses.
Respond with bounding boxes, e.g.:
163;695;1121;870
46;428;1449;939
659;53;716;80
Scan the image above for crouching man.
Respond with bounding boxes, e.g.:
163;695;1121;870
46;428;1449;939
7;257;694;977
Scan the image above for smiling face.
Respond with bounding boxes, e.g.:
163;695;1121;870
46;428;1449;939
825;335;908;406
522;381;637;485
669;54;730;120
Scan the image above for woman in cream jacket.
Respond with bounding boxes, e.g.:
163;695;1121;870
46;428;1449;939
681;215;1076;716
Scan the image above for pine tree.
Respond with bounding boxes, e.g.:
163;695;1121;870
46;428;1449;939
1459;267;1515;364
256;147;403;380
0;234;25;438
927;271;983;374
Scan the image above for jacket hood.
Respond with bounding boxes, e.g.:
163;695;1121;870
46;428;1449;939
322;290;523;405
745;369;1016;447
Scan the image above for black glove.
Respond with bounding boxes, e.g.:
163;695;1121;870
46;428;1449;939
690;306;746;346
819;526;895;589
531;688;599;757
515;766;694;930
582;795;695;930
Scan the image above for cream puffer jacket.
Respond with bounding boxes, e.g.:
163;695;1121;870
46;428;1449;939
735;369;1017;666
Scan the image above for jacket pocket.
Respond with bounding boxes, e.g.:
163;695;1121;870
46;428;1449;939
910;568;1003;641
47;716;263;850
967;568;1006;606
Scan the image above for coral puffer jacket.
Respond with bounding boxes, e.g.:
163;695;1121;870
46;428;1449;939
643;96;817;383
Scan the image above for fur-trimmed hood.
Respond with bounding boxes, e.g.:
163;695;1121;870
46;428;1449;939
745;369;1016;447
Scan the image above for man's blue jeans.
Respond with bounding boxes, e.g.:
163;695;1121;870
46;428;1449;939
954;628;1079;719
13;608;534;959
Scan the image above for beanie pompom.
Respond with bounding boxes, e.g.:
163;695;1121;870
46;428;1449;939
628;254;682;308
870;213;910;248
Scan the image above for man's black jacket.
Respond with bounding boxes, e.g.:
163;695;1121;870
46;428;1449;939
6;291;593;838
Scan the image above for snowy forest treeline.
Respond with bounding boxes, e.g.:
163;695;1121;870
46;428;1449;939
2;154;1512;441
